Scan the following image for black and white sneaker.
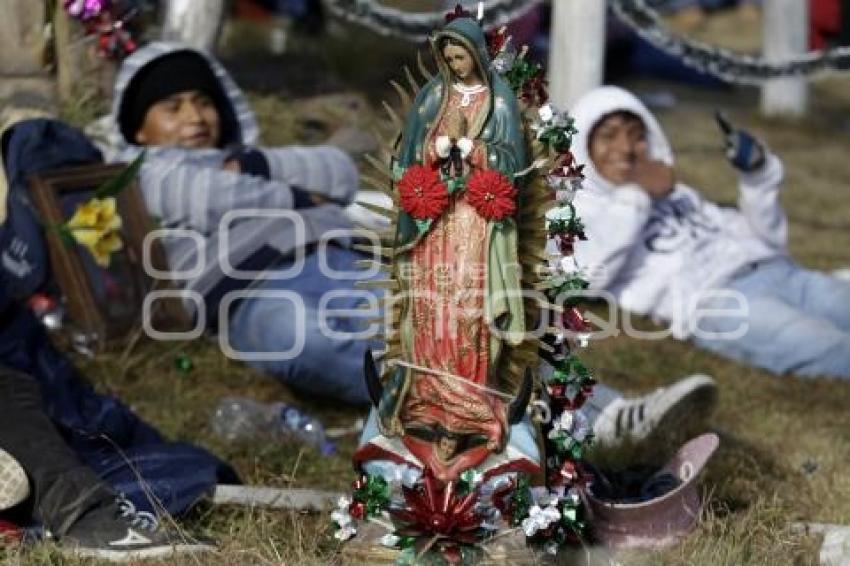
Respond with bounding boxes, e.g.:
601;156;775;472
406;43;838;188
60;495;214;562
593;374;718;445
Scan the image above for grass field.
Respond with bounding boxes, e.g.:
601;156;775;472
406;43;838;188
9;7;850;566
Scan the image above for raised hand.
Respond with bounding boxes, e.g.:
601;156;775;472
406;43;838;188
630;140;675;199
715;110;766;173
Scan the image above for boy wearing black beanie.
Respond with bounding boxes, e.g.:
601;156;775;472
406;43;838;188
118;50;235;150
106;42;377;405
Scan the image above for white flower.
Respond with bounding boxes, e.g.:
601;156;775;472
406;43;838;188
331;496;354;528
571;411;590;442
331;508;352;528
334;524;357;541
545;205;574;222
541;504;561;523
457;137;474;159
548;409;590;443
435;135;452;158
491;47;517;73
521;508;542;537
378;533;400;547
538;103;555;123
552;411;575;434
559;255;579;274
521;504;562;537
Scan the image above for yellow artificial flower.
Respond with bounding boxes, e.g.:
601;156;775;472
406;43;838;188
91;231;123;267
65;197;124;267
66;197;122;233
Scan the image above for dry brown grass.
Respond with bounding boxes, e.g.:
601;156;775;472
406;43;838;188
23;9;850;565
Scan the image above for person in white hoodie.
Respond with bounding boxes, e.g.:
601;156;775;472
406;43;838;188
569;86;850;378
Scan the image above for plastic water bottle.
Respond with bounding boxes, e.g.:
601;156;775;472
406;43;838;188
211;397;335;455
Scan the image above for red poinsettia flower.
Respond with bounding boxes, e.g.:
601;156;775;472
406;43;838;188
398;165;449;220
466;169;517;221
391;471;481;545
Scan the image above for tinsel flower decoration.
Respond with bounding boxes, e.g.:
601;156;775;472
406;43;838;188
521;503;561;537
466;169;517;221
330;496;357;541
398;165;449;220
391;470;482;546
546;152;585;203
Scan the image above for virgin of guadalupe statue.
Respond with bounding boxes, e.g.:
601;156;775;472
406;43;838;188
355;14;541;483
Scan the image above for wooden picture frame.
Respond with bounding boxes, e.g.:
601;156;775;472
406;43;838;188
27;163;191;343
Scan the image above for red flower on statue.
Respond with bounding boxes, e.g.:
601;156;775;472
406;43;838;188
391;471;482;545
398;165;449;220
466;170;517;220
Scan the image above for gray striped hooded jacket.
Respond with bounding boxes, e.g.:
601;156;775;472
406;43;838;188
105;42;359;322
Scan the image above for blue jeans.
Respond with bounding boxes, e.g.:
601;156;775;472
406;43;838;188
228;246;382;404
692;257;850;378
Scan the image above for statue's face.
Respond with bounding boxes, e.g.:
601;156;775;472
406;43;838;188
442;44;477;83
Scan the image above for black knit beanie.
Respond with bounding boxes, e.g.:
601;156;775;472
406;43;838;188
118;50;239;147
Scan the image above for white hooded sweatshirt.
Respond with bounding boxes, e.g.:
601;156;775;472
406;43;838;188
569;86;789;338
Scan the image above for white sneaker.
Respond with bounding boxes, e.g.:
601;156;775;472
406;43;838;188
592;375;717;446
0;448;29;511
831;268;850;282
